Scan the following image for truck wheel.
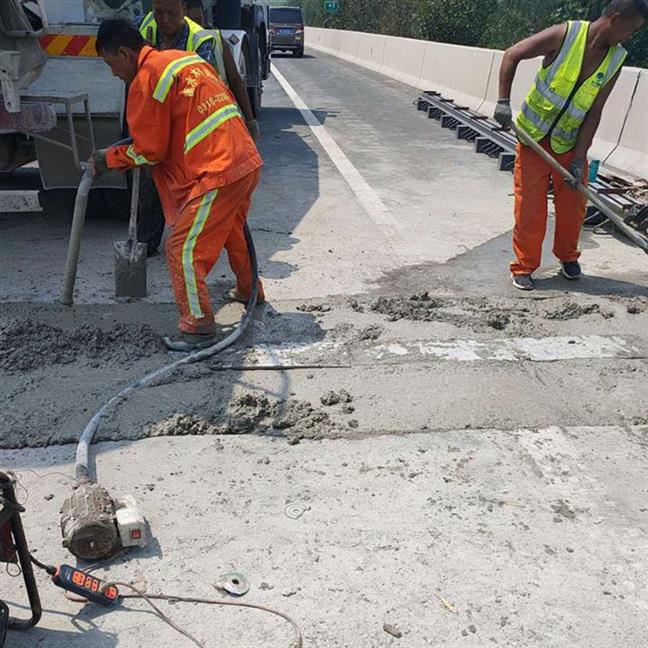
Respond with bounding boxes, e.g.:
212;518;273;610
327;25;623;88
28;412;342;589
260;35;270;80
137;168;165;255
296;48;304;58
248;85;262;119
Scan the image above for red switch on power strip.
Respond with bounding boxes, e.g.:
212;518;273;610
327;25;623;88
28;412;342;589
52;565;120;606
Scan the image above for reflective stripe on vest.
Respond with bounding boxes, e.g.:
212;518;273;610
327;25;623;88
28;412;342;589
139;12;157;45
153;54;205;103
185;103;241;153
210;29;227;85
517;21;627;154
138;13;223;78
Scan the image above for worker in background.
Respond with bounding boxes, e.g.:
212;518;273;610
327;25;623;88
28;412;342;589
133;0;259;257
495;0;646;291
138;0;258;138
185;0;209;27
183;0;261;140
93;19;265;351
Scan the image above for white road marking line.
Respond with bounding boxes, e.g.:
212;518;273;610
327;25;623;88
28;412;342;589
367;334;644;363
272;65;406;263
219;334;646;368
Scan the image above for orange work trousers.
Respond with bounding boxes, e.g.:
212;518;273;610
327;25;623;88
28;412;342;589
511;140;588;276
165;169;264;334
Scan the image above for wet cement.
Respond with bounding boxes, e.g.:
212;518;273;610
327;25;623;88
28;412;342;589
0;318;164;373
145;393;337;444
2;292;647;451
368;293;642;330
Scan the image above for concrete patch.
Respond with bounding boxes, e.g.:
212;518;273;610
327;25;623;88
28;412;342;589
1;427;645;648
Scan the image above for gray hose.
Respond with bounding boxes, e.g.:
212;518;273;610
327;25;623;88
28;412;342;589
60;167;93;306
60;139;134;306
75;223;259;482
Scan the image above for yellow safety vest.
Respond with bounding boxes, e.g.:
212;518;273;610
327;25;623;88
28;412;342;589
138;13;227;83
517;21;627;154
209;29;227;87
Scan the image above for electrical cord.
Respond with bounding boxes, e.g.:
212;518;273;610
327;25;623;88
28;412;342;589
117;583;205;648
116;582;303;648
28;555;302;648
29;554;55;576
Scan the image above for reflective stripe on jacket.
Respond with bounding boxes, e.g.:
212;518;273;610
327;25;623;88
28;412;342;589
517;21;626;154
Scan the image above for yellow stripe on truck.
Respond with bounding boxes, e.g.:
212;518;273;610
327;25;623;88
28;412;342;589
39;34;99;57
46;34;72;56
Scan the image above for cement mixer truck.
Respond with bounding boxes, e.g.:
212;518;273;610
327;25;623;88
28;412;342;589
0;1;270;215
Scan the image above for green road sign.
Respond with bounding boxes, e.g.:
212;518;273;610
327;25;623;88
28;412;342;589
324;1;339;14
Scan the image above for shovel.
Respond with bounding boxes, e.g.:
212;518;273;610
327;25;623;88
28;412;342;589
114;167;148;298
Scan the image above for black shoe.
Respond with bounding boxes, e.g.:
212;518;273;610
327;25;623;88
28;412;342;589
511;274;534;291
561;261;581;280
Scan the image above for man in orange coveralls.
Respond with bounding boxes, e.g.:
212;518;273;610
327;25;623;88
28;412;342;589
91;19;264;352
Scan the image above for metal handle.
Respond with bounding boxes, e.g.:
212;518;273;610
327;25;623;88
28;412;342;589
0;472;43;631
128;168;141;242
514;125;648;254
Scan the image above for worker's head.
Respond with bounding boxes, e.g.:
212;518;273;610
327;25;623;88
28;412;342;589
185;0;206;27
601;0;647;45
152;0;187;39
96;19;146;84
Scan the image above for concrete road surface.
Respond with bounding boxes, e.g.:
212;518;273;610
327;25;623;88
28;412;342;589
0;50;646;648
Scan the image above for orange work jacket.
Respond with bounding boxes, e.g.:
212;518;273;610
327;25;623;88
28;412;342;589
107;46;262;219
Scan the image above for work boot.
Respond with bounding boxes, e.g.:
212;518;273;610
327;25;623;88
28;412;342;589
561;261;581;280
223;288;266;306
164;332;219;353
511;273;534;291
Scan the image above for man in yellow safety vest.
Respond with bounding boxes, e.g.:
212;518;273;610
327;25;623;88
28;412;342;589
138;0;258;139
495;0;646;291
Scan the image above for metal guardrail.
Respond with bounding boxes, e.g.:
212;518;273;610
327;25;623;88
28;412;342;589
416;90;648;247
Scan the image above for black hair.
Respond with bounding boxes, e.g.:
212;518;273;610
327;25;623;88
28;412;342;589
186;0;204;8
96;18;146;54
604;0;648;19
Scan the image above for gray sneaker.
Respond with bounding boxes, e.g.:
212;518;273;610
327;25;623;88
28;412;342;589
164;332;219;353
561;261;581;280
511;274;534;291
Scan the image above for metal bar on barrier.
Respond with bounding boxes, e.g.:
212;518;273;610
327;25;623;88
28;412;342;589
419;91;514;152
416;89;648;248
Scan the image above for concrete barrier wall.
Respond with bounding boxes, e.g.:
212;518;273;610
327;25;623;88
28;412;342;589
419;42;495;112
353;32;388;74
590;68;643;167
305;26;341;56
605;69;647;178
304;27;647;180
380;35;428;88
